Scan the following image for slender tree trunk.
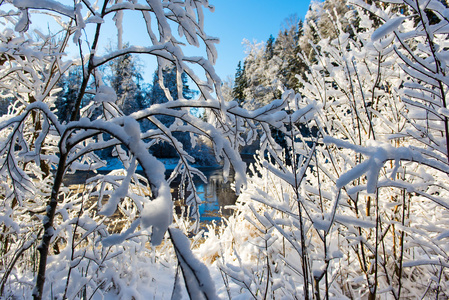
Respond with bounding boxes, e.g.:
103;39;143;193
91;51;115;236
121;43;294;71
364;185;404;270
33;154;67;300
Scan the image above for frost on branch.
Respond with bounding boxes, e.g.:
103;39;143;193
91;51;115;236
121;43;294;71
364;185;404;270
324;136;449;194
169;227;218;300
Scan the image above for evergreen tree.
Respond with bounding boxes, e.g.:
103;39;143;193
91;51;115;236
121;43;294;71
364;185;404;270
54;67;83;123
234;16;303;109
264;34;275;61
274;15;303;90
106;46;142;115
148;65;196;158
300;0;351;60
134;82;151;111
232;61;247;104
149;66;194;105
238;41;279;109
221;76;235;102
0;94;12;116
293;19;309;83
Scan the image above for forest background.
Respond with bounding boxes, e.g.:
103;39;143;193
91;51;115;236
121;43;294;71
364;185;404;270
1;0;449;299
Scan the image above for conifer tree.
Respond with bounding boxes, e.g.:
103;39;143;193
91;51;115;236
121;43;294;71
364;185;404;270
232;61;247;104
264;34;275;61
54;67;84;123
274;15;302;90
149;66;193;105
148;65;195;157
107;50;142;115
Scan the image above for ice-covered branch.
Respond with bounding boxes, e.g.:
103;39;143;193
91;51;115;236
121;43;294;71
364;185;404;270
324;136;449;193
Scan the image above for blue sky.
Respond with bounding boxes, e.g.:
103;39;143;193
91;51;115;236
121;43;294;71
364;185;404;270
203;1;310;80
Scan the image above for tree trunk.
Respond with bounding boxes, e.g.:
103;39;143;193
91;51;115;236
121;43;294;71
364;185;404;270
33;154;67;300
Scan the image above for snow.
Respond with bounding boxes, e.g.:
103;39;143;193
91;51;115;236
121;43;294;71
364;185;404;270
372;17;405;41
73;3;85;44
324;136;449;193
147;0;172;43
93;85;117;103
14;8;29;32
85;15;104;24
100;157;136;216
262;160;295;187
169;227;219;300
123;116;141;141
335;214;375;229
102;219;140;247
113;2;124;50
141;184;173;245
12;0;75;18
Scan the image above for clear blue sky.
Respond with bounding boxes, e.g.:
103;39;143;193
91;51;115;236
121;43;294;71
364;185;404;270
203;1;310;80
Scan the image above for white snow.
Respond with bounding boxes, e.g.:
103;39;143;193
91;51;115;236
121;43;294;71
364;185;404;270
99;157;136;216
169;227;219;300
372;17;406;42
93;85;117;103
141;184;173;245
12;0;75;18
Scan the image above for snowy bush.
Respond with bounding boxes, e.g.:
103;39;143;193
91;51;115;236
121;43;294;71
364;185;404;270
196;1;449;299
